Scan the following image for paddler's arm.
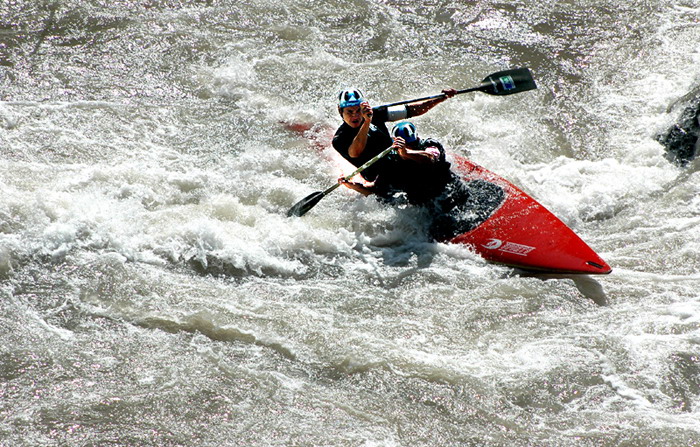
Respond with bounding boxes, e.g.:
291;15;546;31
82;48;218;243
338;178;374;196
406;88;457;118
347;101;374;158
393;137;440;164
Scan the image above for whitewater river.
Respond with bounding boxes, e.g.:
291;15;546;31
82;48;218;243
2;1;699;446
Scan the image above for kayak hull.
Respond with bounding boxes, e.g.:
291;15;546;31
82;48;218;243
444;156;612;275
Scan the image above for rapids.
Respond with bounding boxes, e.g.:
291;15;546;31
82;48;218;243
1;1;699;446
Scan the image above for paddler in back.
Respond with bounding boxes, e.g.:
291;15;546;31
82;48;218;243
382;121;456;205
332;87;456;201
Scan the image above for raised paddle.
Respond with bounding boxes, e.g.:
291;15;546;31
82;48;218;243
286;67;537;217
380;67;537;108
287;145;395;217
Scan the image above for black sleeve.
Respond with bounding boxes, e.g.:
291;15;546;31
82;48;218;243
332;125;354;154
372;106;389;124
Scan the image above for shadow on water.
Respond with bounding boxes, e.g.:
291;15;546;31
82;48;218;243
513;270;609;306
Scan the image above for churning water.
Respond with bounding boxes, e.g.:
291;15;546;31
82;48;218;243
1;1;700;446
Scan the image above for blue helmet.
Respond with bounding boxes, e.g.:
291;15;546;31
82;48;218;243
391;121;419;144
337;88;364;109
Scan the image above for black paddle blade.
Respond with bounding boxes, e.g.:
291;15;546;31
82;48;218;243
287;191;326;217
480;68;537;96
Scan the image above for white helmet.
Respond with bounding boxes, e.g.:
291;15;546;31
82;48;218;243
337;88;364;108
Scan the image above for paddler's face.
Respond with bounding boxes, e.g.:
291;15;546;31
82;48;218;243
341;105;363;128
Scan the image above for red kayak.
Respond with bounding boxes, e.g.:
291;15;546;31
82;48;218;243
442;155;611;275
282;120;611;275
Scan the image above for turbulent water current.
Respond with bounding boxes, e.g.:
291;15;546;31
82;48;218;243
2;1;700;446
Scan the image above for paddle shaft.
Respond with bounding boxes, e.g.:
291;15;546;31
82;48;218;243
321;145;395;195
380;67;536;108
286;144;395;216
380;86;482;109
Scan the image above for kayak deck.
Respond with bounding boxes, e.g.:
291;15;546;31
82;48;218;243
441;157;612;275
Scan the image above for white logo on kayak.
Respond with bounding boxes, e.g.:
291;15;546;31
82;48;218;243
482;239;535;256
483;239;503;250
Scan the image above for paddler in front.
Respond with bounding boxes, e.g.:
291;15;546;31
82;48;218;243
332;87;456;201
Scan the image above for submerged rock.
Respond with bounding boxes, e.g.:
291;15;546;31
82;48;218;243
657;95;700;166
